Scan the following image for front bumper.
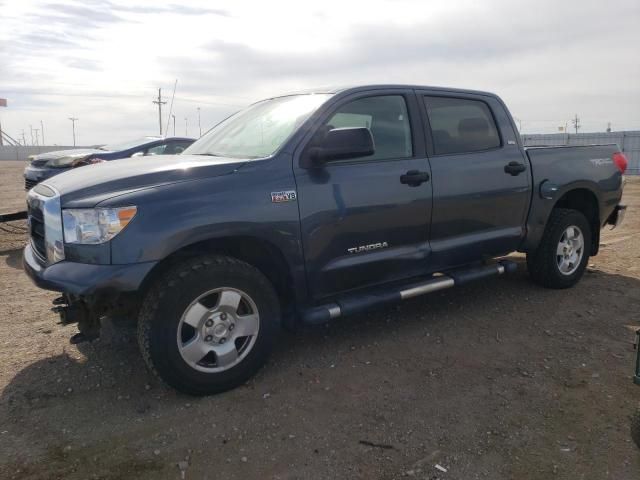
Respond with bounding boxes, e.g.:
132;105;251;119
23;243;157;296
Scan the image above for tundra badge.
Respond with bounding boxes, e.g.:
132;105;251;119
348;242;389;254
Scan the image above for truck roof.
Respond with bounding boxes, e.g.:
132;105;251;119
269;84;498;99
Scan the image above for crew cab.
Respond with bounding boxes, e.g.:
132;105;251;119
23;85;627;395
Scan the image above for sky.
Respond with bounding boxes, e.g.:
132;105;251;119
1;0;639;146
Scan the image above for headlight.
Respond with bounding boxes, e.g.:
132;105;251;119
62;206;137;244
46;156;87;167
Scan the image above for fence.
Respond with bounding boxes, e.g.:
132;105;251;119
522;131;640;175
0;145;86;161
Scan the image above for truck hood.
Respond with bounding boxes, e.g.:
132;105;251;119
43;154;248;206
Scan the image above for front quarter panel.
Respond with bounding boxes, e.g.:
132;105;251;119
102;154;306;295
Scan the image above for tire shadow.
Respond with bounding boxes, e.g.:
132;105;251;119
4;247;23;270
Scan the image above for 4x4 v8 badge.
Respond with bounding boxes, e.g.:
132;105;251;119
347;242;389;254
271;190;297;203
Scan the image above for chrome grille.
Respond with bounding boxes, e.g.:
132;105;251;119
26;186;64;264
25;178;38;191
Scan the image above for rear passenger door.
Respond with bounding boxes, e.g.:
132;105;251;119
418;92;530;270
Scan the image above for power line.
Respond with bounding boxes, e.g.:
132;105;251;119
0;89;247;107
152;88;167;136
68;117;78;146
571;114;581;134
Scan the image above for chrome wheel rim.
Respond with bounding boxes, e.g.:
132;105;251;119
177;287;260;373
556;225;584;275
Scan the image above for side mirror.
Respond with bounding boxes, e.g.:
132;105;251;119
131;151;145;157
303;127;374;167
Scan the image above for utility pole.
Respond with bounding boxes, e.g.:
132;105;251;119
21;130;26;146
172;114;176;136
29;125;34;145
33;128;40;146
606;122;612;133
197;107;202;137
152;88;167;136
40;120;45;145
68;117;78;146
184;117;188;136
571;114;580;134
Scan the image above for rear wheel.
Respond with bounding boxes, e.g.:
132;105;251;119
527;208;591;289
137;255;280;395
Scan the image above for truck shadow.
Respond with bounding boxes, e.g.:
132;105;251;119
1;259;639;475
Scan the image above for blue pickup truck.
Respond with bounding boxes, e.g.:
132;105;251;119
23;85;627;395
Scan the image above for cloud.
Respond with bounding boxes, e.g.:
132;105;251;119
0;0;638;145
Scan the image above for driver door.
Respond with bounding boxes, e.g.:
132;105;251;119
293;90;433;301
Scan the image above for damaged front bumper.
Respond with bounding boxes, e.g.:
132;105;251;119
23;244;155;343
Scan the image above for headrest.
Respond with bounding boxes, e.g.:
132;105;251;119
458;117;489;136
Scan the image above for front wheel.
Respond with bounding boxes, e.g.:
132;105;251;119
527;208;592;289
137;255;280;395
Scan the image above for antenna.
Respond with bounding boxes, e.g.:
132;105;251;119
164;79;178;137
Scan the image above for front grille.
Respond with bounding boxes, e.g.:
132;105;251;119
28;202;47;260
25;178;38;191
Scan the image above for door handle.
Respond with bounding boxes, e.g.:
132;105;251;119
400;170;430;186
504;161;526;176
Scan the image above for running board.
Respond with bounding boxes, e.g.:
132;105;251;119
301;260;517;325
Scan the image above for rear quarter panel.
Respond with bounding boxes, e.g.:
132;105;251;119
522;144;624;250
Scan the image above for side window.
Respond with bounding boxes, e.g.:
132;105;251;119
164;141;191;154
424;96;500;155
324;95;412;161
146;144;167;156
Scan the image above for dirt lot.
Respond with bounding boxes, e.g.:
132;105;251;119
1;164;639;479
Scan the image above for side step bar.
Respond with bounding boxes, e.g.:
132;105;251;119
301;260;517;325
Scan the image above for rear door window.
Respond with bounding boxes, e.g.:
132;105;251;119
423;96;501;155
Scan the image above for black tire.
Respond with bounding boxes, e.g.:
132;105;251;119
526;208;591;289
632;407;640;450
137;255;280;395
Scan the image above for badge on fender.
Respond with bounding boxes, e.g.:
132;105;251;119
271;190;297;203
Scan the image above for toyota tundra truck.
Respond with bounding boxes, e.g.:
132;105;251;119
23;85;628;395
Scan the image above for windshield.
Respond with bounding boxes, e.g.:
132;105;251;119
184;94;332;159
100;137;159;151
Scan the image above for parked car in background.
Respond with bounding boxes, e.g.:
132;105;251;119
24;136;195;190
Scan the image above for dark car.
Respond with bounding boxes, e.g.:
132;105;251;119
23;84;627;395
23;136;195;190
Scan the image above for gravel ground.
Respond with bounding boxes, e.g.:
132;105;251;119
0;160;28;215
0;163;639;479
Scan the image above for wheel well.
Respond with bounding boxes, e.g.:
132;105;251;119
553;188;600;255
139;236;297;328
